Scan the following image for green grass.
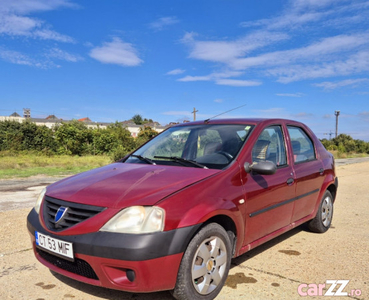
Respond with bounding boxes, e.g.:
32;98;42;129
0;154;112;179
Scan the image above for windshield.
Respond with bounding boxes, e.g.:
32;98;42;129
125;124;253;169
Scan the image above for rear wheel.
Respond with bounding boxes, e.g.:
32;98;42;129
172;223;232;300
308;190;334;233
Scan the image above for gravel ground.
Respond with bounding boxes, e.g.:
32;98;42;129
0;158;368;299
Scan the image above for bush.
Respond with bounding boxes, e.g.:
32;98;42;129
110;145;130;162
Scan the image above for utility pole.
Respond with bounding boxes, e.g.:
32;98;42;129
334;110;340;138
192;107;198;121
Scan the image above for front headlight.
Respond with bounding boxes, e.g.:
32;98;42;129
35;187;47;214
100;206;165;234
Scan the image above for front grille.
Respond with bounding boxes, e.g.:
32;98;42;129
43;196;105;231
37;248;99;280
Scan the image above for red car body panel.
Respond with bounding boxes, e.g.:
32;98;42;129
46;163;220;209
27;118;338;293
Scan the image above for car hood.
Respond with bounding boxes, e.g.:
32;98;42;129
46;162;220;209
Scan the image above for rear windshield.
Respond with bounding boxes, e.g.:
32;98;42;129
125;124;253;169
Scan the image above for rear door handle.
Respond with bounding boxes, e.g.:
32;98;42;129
287;178;294;185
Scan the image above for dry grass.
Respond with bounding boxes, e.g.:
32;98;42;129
328;150;368;159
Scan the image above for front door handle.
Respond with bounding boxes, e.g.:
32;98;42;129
287;178;294;185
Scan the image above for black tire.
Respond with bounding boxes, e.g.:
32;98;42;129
172;223;232;300
308;190;334;233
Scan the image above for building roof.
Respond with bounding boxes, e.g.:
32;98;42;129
10;112;21;117
78;117;92;122
46;114;59;120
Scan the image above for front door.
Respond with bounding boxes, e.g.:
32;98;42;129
243;125;295;244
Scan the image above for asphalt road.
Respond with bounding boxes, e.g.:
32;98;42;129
0;158;368;299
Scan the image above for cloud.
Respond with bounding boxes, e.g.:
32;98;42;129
241;0;369;30
0;47;56;68
0;14;41;36
0;48;34;66
32;29;74;42
215;79;262;87
0;0;76;42
0;0;78;14
0;46;81;68
291;0;348;11
253;108;285;114
214;99;224;103
270;50;369;83
232;33;369;71
149;16;179;31
358;111;369;120
240;10;333;30
162;111;192;117
47;48;83;62
181;31;289;64
276;93;305;97
89;37;143;67
250;107;289;118
177;70;260;86
178;1;369;86
314;78;369;90
166;68;185;75
292;112;314;118
178;75;211;82
323;114;332;119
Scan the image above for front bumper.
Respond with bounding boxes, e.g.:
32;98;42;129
27;209;200;292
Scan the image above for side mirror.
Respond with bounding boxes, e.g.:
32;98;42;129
244;161;277;175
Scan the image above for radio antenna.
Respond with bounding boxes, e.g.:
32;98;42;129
204;104;247;123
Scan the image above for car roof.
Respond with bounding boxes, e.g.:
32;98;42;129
172;118;304;127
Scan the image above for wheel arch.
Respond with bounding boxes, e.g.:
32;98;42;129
200;214;238;257
202;214;237;235
327;182;337;202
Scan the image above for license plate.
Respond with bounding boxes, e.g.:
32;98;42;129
35;231;74;260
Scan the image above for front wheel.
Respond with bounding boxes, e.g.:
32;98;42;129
308;190;334;233
172;223;232;300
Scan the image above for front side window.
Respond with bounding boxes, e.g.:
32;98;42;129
125;124;253;169
252;125;287;167
287;126;316;163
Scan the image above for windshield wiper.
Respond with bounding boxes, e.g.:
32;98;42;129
154;156;208;169
131;154;156;165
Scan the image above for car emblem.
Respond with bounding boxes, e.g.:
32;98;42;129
55;206;69;224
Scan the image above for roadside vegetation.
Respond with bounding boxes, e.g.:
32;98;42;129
320;134;369;158
0;153;111;178
0;119;158;179
0;120;368;179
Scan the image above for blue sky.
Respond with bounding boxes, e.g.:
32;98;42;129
0;0;368;140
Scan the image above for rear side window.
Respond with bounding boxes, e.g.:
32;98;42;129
287;126;316;163
252;125;287;167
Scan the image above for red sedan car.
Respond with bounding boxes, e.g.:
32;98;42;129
27;118;338;300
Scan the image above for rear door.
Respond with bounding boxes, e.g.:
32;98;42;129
287;125;325;222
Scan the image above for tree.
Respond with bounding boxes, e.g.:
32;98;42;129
132;114;143;125
33;125;57;153
106;122;136;160
54;120;93;155
0;120;23;151
135;126;159;147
